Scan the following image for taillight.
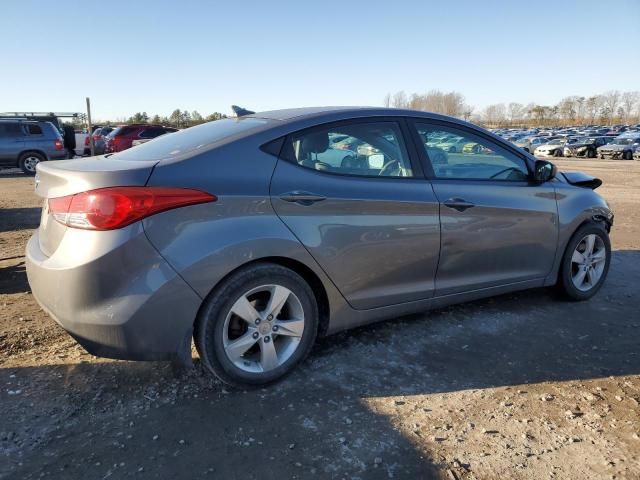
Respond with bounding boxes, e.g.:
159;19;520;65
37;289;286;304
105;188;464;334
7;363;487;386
84;136;90;146
54;139;64;150
48;187;216;230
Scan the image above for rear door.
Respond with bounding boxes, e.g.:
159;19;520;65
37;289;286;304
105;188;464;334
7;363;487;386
270;119;441;310
410;120;558;296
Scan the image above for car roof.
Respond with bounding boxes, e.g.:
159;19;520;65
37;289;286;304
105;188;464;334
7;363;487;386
247;106;463;124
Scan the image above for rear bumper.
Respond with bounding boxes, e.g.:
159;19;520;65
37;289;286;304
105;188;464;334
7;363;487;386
25;224;202;361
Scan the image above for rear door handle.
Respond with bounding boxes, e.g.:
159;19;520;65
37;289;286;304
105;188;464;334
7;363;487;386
443;197;475;212
279;191;327;205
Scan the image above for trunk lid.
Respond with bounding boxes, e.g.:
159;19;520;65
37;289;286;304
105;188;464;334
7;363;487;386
34;157;157;256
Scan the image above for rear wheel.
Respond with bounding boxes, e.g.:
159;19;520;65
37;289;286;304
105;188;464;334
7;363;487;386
586;148;596;158
557;224;610;301
195;263;318;387
553;149;563;157
18;152;44;175
623;150;633;160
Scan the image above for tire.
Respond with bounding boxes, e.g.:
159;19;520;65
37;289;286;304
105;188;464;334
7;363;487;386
600;155;604;159
623;150;633;160
18;152;45;175
194;263;319;387
556;223;611;301
553;149;563;157
586;148;596;158
449;147;457;153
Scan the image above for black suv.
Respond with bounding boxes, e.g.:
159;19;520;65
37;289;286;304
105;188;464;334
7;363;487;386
0;119;68;174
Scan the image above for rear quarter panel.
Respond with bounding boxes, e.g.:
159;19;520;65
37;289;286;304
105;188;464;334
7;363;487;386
143;142;348;321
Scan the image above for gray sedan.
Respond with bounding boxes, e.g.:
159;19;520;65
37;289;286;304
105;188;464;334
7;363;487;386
26;107;613;386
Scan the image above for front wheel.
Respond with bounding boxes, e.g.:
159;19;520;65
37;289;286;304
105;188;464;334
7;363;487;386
553;149;563;157
557;224;611;301
195;263;318;387
623;150;633;160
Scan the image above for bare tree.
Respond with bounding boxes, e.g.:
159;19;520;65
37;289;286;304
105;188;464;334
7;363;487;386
585;96;603;124
391;91;408;108
602;90;621;123
483;104;506;126
620;91;639;123
383;92;391;108
462;105;474;121
507;102;524;126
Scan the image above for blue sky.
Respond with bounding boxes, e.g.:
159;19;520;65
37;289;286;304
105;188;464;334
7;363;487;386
1;0;639;120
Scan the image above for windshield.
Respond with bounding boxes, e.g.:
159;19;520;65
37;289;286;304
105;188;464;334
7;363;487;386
112;117;271;161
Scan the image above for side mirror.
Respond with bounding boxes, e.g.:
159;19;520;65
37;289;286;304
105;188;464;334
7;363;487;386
533;159;557;184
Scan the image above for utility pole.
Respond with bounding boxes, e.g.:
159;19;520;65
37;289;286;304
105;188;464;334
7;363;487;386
86;97;95;156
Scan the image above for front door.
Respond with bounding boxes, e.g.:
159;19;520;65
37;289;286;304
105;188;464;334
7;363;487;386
411;120;559;296
270;119;441;310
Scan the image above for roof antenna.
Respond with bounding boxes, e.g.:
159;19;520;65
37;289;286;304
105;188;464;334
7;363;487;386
231;105;255;117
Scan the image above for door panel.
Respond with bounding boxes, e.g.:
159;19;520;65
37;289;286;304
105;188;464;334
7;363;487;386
410;120;559;296
270;159;440;310
431;180;557;295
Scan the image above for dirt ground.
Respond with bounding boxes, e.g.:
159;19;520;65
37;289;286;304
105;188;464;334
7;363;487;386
1;159;639;480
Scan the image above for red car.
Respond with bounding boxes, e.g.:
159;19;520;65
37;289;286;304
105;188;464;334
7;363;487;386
104;124;178;153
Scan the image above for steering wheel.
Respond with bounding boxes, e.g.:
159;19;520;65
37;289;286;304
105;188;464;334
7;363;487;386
378;159;400;177
314;161;333;171
489;167;524;180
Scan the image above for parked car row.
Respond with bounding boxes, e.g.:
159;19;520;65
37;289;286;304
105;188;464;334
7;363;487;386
492;124;640;160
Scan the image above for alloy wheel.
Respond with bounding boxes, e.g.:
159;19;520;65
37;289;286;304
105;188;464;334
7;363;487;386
23;156;40;172
571;234;606;292
222;285;305;373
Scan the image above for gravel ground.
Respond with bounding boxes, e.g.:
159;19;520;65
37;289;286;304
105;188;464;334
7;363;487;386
1;159;639;479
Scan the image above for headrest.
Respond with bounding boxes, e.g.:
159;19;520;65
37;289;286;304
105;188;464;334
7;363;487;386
301;132;329;154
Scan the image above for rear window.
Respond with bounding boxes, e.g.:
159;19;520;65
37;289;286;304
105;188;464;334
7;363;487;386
112;117;271;161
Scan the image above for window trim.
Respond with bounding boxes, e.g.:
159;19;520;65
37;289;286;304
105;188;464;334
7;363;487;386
278;117;424;180
406;118;534;183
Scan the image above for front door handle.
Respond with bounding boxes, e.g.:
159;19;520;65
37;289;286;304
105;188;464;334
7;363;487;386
279;191;327;206
443;197;475;212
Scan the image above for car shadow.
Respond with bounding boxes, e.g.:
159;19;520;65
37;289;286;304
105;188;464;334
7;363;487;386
0;207;40;233
0;262;29;295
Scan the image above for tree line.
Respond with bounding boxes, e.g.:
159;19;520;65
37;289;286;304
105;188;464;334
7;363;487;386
384;89;640;127
124;109;228;128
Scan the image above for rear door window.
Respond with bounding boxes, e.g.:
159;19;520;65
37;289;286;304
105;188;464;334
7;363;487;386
139;127;166;139
282;121;414;177
115;126;139;136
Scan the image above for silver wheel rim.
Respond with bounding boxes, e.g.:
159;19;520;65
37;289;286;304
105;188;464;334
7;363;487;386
23;156;40;172
223;284;304;373
571;234;606;292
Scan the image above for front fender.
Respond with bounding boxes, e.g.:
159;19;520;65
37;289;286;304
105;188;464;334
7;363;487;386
544;183;612;285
